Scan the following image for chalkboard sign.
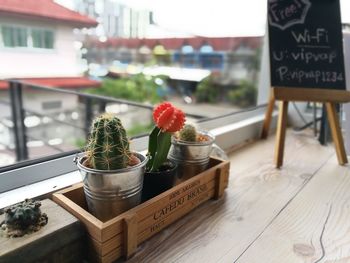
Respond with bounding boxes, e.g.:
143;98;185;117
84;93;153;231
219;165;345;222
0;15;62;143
268;0;346;90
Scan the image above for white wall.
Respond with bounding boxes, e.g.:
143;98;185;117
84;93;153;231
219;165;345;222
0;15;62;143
0;17;82;78
342;31;350;154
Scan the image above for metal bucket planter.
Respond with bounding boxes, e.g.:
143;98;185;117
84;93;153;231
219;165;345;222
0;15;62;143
75;152;147;221
169;131;215;181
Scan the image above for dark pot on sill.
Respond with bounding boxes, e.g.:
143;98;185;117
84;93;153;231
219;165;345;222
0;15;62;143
142;160;177;202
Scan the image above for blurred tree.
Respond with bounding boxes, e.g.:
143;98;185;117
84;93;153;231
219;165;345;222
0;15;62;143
195;76;219;103
228;80;257;107
87;74;164;104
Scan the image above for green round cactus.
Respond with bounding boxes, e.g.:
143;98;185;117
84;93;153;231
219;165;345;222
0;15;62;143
179;124;197;142
86;114;131;170
1;199;48;237
4;199;44;230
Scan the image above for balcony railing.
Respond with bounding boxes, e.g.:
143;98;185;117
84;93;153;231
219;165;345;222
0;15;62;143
0;80;204;171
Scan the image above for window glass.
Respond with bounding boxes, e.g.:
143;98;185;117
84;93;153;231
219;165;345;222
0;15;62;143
2;26;29;47
44;30;54;49
1;26;54;49
1;0;349;171
0;88;15;168
32;29;54;49
32;29;43;48
2;26;14;47
1;26;28;47
15;27;28;47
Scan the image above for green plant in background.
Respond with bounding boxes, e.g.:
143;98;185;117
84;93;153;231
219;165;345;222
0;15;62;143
127;122;153;137
179;124;197;142
87;74;165;104
75;138;86;149
195;76;219;103
228;80;257;108
85;113;131;170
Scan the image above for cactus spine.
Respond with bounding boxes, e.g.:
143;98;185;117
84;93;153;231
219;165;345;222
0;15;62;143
86;114;131;170
179;124;197;142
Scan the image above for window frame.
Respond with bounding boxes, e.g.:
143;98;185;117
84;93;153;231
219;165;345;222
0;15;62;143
1;25;29;48
0;24;55;51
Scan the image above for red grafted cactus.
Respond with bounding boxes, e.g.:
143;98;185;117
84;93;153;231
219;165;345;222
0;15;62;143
147;102;185;172
153;102;185;132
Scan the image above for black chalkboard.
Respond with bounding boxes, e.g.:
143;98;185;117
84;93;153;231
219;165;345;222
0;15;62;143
268;0;346;90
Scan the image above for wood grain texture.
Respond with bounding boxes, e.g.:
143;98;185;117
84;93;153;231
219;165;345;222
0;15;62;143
235;155;350;263
274;100;289;168
214;165;230;199
325;102;348;165
261;92;275;139
123;213;138;259
88;232;122;257
124;130;334;263
273;88;350;103
53;188;104;241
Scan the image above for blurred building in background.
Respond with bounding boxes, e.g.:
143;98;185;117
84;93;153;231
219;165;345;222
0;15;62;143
0;0;100;112
73;0;153;38
0;0;263;167
0;0;98;79
0;0;101;165
82;36;262;85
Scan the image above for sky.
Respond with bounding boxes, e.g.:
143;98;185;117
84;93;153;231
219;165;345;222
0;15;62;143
119;0;268;37
56;0;350;37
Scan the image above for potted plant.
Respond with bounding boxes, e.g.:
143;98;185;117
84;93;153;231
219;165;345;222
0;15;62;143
142;102;185;201
0;199;48;238
169;124;215;181
75;113;148;221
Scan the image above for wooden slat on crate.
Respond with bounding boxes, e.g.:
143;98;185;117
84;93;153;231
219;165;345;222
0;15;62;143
99;215;124;242
138;186;216;243
88;232;123;257
123;213;138;259
53;157;230;263
53;186;104;240
137;178;216;229
90;180;224;258
61;183;86;208
214;166;228;199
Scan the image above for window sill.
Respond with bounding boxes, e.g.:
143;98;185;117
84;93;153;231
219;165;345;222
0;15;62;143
0;171;81;210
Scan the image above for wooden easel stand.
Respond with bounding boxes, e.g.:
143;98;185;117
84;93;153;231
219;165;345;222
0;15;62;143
261;88;349;168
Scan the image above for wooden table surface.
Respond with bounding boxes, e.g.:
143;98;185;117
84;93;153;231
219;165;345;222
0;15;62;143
124;130;350;263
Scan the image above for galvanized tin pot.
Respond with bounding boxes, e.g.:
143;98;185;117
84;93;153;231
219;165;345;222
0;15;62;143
75;152;147;222
168;131;215;181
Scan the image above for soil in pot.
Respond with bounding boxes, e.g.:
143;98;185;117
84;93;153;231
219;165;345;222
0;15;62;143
142;161;177;202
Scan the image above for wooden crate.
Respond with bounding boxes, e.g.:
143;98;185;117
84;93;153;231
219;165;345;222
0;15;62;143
52;157;230;263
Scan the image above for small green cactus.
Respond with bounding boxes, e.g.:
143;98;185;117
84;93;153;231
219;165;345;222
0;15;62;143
1;199;48;237
179;124;197;142
86;113;131;170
